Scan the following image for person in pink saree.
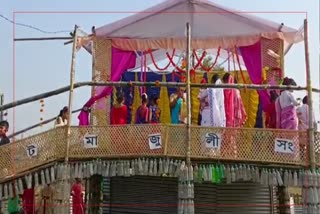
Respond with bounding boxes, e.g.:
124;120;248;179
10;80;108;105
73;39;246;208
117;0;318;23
233;79;247;127
275;77;300;161
222;73;235;127
275;78;300;130
221;73;238;158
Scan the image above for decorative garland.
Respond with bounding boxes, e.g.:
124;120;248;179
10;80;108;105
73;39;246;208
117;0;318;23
1;159;319;209
148;48;222;73
193;48;220;72
147;49;175;71
39;99;44;126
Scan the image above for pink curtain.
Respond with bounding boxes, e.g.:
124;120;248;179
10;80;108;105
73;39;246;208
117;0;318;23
239;40;270;111
78;47;136;126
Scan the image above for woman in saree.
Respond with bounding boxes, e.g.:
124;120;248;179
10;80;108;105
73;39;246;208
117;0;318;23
275;77;300;160
222;73;235;127
275;78;300;130
110;92;128;125
222;73;238;158
233;79;247;127
71;178;85;214
110;92;128;153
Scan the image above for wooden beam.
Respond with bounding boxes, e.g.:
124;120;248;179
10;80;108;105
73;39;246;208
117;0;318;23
14;37;73;42
1;81;319;112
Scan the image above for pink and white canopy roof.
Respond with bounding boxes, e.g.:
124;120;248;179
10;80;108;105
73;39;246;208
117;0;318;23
95;0;303;51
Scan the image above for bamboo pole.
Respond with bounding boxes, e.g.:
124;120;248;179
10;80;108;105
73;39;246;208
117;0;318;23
64;25;78;213
1;81;320;112
90;33;96;125
186;22;192;167
7;108;82;138
304;19;315;169
65;25;78;162
14;37;73;42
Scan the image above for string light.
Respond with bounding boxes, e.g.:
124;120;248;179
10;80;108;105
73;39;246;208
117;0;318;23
0;14;70;34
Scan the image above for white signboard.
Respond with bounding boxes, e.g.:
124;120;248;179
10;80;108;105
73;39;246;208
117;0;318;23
274;138;295;154
26;144;38;157
148;133;162;150
83;135;98;149
204;133;222;150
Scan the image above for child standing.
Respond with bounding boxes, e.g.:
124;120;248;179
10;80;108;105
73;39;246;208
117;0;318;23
135;93;149;124
149;96;161;124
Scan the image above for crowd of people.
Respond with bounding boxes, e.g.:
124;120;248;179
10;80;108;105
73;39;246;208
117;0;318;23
0;75;317;150
0;178;85;214
109;73;247;128
108;74;316;132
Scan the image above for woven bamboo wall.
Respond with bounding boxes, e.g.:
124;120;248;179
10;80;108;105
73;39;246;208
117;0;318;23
1;125;318;181
90;38;112;126
261;38;284;81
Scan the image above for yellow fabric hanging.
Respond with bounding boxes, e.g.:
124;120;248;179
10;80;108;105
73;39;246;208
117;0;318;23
131;72;140;124
191;74;203;124
236;72;259;128
159;74;171;124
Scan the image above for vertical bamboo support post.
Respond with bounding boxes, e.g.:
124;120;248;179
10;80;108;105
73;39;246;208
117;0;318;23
186;22;192;166
186;22;195;214
65;25;78;162
90;31;96;125
304;19;315;169
64;25;78;213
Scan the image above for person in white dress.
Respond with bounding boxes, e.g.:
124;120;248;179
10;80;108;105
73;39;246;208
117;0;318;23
296;96;317;131
54;106;69;128
198;74;226;127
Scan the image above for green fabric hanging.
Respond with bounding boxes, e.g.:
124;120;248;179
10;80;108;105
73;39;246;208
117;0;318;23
198;166;203;184
211;165;216;183
220;164;225;179
215;165;221;183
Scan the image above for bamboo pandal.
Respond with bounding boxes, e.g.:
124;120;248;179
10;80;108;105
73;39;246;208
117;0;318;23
1;81;319;112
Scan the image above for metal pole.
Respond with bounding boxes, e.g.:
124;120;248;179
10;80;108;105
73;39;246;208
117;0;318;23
186;22;192;166
64;25;78;213
303;19;315;169
0;93;4;121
